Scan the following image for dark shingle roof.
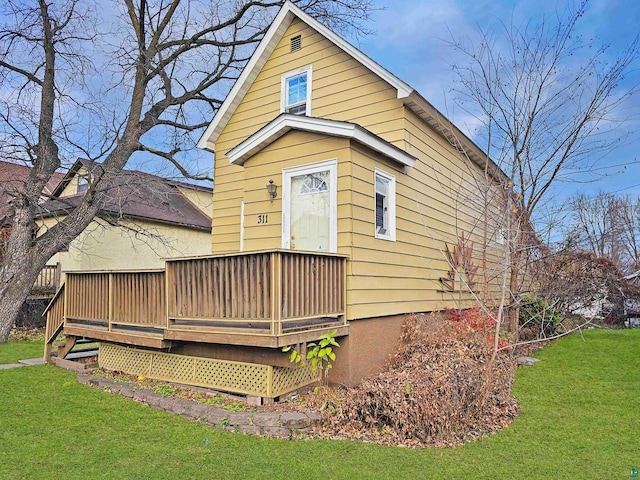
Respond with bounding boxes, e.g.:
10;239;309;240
40;160;212;231
0;161;64;217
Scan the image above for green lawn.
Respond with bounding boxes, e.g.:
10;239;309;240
0;329;638;479
0;339;43;364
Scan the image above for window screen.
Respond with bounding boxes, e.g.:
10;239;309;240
374;169;395;240
285;72;307;114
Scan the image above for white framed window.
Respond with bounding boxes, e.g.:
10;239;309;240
77;174;89;194
281;66;312;116
374;168;396;241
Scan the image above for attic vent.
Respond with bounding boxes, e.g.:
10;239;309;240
290;35;302;52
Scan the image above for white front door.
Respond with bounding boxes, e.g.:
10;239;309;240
282;160;337;253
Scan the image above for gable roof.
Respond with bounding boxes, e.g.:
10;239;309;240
41;159;212;231
0;160;64;217
197;1;506;183
50;159;211;198
227;114;417;167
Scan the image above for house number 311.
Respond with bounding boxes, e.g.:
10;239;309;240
257;214;268;224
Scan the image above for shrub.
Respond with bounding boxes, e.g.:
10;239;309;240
448;307;509;350
519;296;561;340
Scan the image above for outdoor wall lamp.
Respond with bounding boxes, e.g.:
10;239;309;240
266;179;277;201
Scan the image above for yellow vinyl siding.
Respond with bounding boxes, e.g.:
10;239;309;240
215;18;404;155
209;15;506;319
212;131;353;254
345;135;506;319
212;19;408;256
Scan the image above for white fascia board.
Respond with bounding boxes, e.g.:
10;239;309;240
349;127;416;167
227;114;416;168
404;91;508;183
196;8;295;150
282;2;413;99
196;1;414;151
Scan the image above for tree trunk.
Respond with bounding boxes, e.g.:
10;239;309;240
0;289;28;343
507;243;521;338
0;256;46;343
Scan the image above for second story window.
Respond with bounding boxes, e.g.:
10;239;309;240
281;66;312;116
77;174;89;194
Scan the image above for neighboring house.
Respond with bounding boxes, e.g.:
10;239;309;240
45;2;508;400
39;159;213;276
0;160;64;219
1;161;65;299
624;271;640;327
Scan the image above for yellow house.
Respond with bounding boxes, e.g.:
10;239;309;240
39;159;213;278
44;2;508;399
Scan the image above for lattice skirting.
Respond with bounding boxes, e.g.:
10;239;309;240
98;343;320;399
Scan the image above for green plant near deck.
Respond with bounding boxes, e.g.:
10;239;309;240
151;383;179;398
283;329;339;383
519;296;561;337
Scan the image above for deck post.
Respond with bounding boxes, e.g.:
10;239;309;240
270;252;283;336
108;273;114;332
165;262;172;329
43;341;53;364
266;365;273;400
55;262;62;290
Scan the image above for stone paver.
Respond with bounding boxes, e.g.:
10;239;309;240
0;363;25;370
0;357;42;370
77;371;322;439
18;357;44;366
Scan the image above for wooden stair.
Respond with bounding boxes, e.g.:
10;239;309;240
56;336;96;360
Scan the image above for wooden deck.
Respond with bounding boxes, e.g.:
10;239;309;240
44;250;348;354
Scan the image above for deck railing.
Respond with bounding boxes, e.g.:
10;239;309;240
65;270;166;329
280;252;345;320
43;284;66;362
111;271;166;328
44;284;65;345
167;253;272;323
167;250;347;335
46;250;347;346
31;263;61;296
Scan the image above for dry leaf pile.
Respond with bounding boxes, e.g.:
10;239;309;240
293;314;519;447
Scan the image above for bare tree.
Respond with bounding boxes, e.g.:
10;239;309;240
447;0;640;334
617;195;640;272
0;0;374;343
567;192;620;260
566;191;640;273
538;249;639;325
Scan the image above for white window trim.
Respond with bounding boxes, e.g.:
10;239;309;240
280;65;312;116
282;159;337;253
77;174;89;194
374;168;396;242
239;201;245;252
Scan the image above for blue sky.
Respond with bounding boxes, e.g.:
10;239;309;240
356;0;640;201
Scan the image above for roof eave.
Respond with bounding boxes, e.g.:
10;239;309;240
196;0;413;152
226;114;416;168
404;91;508;183
196;7;295;151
